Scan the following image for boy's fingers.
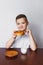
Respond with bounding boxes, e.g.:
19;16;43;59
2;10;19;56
29;29;32;34
26;29;29;33
12;32;17;39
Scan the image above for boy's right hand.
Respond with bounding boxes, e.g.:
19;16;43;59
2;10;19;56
12;32;17;39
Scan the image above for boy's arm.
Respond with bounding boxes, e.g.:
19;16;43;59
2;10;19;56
29;30;37;51
6;37;15;49
6;31;17;49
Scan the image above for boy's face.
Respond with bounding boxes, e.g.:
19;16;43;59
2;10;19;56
16;18;28;31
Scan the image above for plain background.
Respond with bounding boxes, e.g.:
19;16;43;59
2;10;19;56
0;0;43;48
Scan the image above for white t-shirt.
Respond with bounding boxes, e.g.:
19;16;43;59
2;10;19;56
11;34;30;48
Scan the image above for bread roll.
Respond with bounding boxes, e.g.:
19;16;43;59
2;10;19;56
14;31;25;36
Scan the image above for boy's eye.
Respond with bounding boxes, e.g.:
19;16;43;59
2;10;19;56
22;22;25;24
17;23;20;25
17;22;25;25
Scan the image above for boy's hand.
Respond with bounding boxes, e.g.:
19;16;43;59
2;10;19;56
25;29;32;36
12;32;17;39
25;29;31;34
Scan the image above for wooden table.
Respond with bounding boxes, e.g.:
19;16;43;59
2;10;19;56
0;48;43;65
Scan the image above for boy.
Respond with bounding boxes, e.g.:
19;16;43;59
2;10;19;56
6;14;37;53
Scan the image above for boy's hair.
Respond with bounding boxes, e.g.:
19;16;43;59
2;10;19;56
16;14;27;21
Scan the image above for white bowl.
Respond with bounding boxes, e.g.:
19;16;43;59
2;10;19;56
21;48;27;54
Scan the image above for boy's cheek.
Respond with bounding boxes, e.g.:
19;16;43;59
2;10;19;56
23;24;27;29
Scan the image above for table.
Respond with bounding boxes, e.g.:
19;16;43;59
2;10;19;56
0;48;43;65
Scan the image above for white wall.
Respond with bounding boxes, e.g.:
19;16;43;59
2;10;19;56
0;0;43;48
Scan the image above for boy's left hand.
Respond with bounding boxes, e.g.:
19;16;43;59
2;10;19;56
25;29;32;36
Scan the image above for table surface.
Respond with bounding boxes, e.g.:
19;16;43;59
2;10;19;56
0;48;43;65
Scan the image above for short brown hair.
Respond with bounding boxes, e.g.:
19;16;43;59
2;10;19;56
16;14;27;21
